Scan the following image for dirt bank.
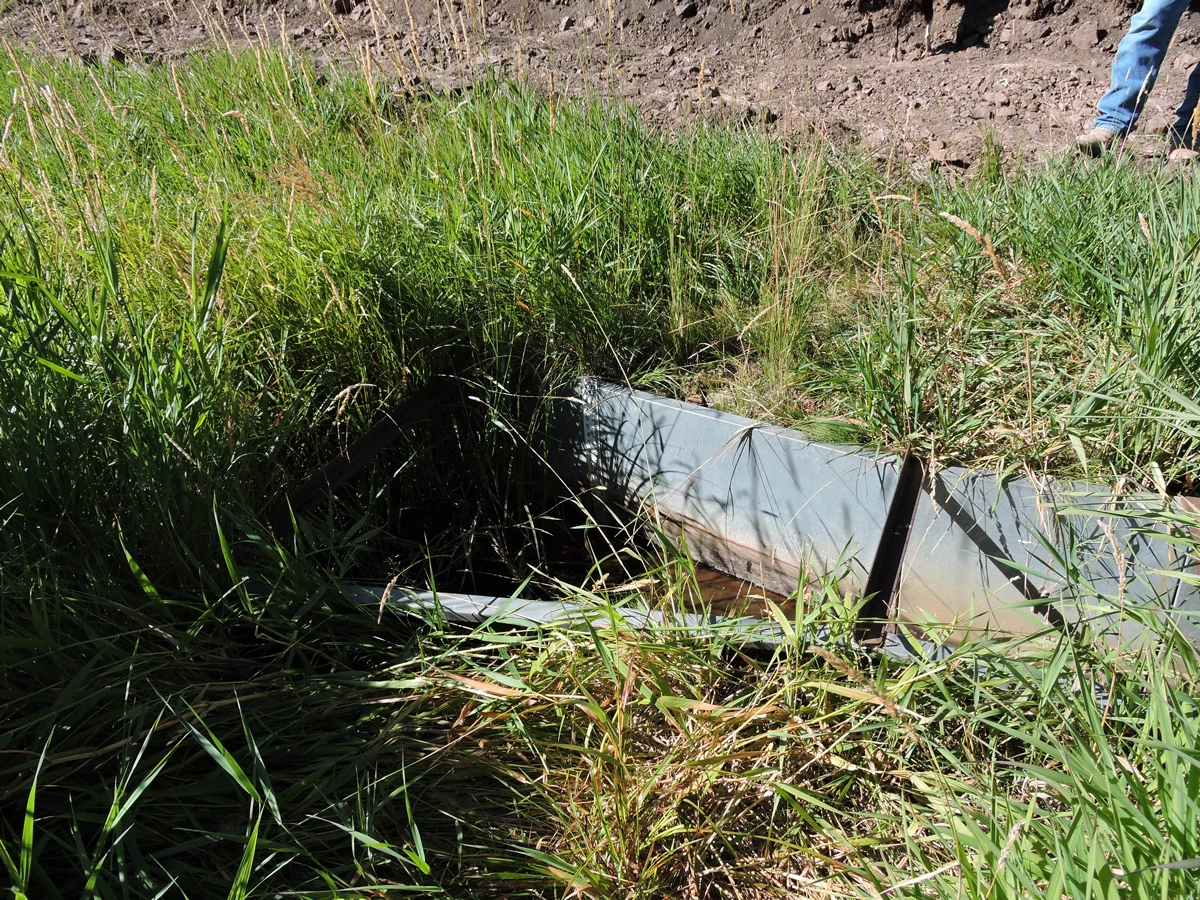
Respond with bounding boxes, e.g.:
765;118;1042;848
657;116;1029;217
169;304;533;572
7;0;1200;166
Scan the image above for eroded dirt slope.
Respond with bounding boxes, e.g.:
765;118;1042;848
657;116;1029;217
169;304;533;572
6;0;1200;164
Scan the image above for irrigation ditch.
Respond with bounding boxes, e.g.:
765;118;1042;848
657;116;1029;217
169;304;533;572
282;375;1200;655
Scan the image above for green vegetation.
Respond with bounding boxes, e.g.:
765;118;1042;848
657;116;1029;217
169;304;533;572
1;46;1198;898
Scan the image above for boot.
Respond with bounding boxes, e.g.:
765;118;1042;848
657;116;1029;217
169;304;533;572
1074;127;1118;157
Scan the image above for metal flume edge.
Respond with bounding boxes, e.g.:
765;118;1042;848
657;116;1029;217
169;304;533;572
344;587;953;660
553;379;1200;648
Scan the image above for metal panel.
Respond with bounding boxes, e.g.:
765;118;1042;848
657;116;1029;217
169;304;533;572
554;380;1200;648
344;586;953;660
345;586;784;650
555;379;900;597
899;468;1200;646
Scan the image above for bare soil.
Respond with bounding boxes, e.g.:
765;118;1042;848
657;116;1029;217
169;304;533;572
6;0;1200;166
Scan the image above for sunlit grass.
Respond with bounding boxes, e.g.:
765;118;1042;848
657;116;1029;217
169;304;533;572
0;45;1198;898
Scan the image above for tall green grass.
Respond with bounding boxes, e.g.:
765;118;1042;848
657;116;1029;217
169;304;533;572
6;47;1200;488
1;46;1199;898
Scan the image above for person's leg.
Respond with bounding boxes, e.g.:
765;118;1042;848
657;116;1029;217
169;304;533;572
1094;0;1192;135
1170;61;1200;147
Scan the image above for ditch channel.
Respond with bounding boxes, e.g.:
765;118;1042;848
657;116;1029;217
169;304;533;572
278;374;1200;653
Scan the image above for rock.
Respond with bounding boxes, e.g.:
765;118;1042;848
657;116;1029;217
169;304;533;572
741;105;778;125
865;127;891;148
83;44;130;66
583;14;598;28
943;133;978;167
1169;147;1200;163
1071;21;1105;48
675;1;698;18
1174;54;1199;71
799;4;811;12
910;96;928;108
984;91;1010;106
662;44;676;56
847;75;862;92
1144;115;1170;135
1009;0;1055;20
816;79;833;91
968;103;991;120
560;14;574;30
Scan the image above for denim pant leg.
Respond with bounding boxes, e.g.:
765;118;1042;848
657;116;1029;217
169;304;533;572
1095;0;1192;135
1171;62;1200;143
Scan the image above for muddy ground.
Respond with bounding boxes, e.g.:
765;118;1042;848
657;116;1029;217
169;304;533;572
5;0;1200;166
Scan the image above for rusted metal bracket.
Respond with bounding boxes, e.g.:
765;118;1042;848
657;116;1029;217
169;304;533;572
268;375;453;533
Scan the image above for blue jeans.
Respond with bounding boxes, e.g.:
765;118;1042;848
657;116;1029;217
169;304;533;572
1095;0;1200;143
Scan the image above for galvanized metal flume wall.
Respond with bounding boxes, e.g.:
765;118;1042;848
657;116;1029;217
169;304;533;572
344;588;947;660
552;378;1200;649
